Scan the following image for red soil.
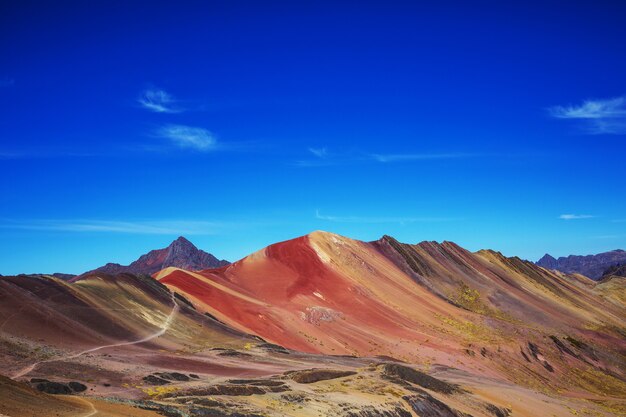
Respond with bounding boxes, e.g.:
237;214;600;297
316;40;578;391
157;233;460;361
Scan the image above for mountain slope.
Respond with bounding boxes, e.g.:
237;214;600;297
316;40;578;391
0;374;163;417
156;231;626;399
79;236;229;278
0;273;256;368
536;249;626;280
602;263;626;278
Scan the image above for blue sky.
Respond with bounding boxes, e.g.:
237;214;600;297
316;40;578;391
1;1;625;274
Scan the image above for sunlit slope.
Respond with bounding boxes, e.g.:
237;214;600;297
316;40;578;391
376;236;624;336
593;275;626;308
0;374;162;417
156;232;469;361
156;231;626;396
0;273;256;377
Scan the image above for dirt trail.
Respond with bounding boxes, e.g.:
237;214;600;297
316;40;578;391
12;294;179;380
73;397;98;417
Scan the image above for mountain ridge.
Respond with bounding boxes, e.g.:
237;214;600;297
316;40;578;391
536;249;626;280
156;231;625;373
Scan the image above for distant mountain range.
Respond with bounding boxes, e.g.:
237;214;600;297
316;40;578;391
78;236;229;278
536;249;626;280
0;272;74;280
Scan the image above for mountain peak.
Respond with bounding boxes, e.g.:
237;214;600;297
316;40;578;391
536;254;558;270
538;253;556;262
172;235;192;244
168;236;196;250
79;237;229;278
307;230;339;239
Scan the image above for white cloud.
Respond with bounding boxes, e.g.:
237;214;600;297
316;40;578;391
308;147;328;158
157;124;217;151
294;148;475;167
0;219;224;235
292;159;336;167
138;88;181;113
550;96;626;119
315;210;456;224
559;214;595;220
549;96;626;134
370;153;472;162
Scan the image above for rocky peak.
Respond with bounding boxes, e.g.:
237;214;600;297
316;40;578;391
167;236;197;254
537;254;557;269
79;237;229;278
170;235;194;247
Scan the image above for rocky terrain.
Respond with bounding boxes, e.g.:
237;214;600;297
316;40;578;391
79;236;229;278
602;263;626;279
0;232;625;416
537;249;626;280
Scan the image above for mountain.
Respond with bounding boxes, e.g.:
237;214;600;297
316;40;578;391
15;273;76;280
2;231;625;417
602;263;626;278
155;232;626;397
79;236;229;278
536;253;557;269
0;272;256;357
536;249;626;279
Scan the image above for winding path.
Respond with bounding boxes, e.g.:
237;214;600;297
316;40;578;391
72;397;98;417
12;294;179;380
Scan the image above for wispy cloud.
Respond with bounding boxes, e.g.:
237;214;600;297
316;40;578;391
157;124;217;151
559;214;595;220
295;148;476;167
308;147;328;158
549;96;626;134
138;88;182;113
293;147;332;166
293;158;342;167
0;219;225;235
315;210;456;224
371;153;474;162
1;126;223;158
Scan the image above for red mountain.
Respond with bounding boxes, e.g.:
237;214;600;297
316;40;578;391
155;231;625;376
